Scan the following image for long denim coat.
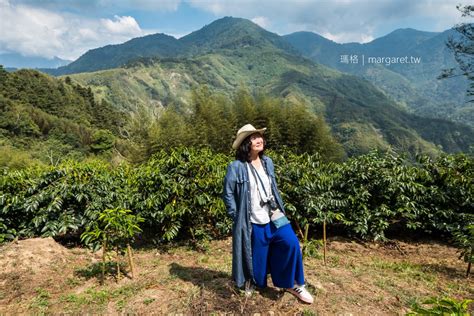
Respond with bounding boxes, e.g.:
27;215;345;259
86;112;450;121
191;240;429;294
222;156;285;288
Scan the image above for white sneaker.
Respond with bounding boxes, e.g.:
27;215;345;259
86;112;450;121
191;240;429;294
244;280;255;297
286;284;314;304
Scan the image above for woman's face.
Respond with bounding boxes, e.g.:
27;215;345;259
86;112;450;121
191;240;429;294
249;133;264;153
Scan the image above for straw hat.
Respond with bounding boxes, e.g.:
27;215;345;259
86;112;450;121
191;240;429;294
232;124;267;150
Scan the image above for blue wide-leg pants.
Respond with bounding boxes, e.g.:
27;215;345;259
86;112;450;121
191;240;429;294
251;222;305;289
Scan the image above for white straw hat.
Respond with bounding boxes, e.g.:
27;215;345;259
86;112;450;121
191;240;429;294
232;124;267;150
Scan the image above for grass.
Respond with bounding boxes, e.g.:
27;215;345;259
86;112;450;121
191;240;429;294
301;309;317;316
143;298;155;305
370;258;436;283
75;261;129;280
65;276;81;287
29;288;50;313
58;283;144;313
70;289;108;305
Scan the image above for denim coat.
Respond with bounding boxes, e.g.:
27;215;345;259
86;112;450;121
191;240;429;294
222;155;285;288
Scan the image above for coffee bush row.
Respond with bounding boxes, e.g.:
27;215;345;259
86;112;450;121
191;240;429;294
1;148;472;243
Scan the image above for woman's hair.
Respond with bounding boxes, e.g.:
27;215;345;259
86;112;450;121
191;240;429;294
235;133;266;162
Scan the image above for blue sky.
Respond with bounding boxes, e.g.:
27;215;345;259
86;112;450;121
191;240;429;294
0;0;470;60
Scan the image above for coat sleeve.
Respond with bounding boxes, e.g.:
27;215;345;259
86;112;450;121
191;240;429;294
222;162;238;221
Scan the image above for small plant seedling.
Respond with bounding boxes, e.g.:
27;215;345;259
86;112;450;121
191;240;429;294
81;208;143;283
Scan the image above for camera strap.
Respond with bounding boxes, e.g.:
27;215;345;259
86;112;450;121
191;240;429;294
248;162;272;203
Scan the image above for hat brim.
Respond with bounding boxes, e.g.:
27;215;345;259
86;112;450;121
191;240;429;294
232;128;266;150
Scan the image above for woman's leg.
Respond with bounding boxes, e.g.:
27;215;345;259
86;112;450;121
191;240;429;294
251;223;272;288
268;224;305;288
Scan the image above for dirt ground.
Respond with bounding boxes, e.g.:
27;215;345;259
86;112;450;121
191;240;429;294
0;235;472;315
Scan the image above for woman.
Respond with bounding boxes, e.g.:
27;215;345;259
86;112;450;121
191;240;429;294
222;124;313;304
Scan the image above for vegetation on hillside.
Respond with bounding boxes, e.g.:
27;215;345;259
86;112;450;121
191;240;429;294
36;16;470;157
0;67;343;167
70;49;474;157
0;66;125;167
285;28;473;127
47;17;298;76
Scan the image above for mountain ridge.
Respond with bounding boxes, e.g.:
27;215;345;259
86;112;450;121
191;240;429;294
10;16;470;156
0;53;71;69
44;17;301;76
284;27;472;127
64;16;473;155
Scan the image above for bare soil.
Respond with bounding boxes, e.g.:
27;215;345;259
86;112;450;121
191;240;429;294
0;236;472;315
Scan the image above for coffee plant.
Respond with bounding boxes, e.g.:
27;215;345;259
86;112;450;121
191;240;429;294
81;207;143;281
1;148;473;254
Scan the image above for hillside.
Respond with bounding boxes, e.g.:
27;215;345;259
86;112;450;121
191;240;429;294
179;16;299;56
47;33;184;75
284;29;473;127
47;17;299;77
67;18;474;156
0;66;125;167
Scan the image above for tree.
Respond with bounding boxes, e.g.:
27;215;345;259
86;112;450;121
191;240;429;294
439;5;474;102
90;129;115;153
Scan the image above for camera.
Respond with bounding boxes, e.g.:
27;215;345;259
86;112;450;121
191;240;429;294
260;196;278;210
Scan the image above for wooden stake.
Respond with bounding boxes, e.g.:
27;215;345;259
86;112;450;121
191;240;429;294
116;247;121;281
101;239;107;284
294;220;305;240
323;220;327;266
303;224;309;259
127;243;136;279
304;223;309;242
467;261;471;278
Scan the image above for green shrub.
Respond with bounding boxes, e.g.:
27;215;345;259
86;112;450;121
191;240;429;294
0;149;472;246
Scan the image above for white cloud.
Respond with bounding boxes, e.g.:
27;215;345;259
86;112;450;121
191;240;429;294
101;15;141;35
0;0;148;60
187;0;260;16
12;0;182;13
187;0;466;42
0;1;65;57
322;31;374;44
251;16;270;29
0;0;468;61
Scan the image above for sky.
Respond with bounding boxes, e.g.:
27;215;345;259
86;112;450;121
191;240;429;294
0;0;471;61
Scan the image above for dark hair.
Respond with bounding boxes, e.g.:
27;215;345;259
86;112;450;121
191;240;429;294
235;133;266;162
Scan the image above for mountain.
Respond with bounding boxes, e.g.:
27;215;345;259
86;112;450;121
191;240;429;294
47;20;472;128
46;17;300;76
0;52;71;69
65;17;474;156
283;29;473;127
179;17;299;55
366;28;438;57
48;33;184;75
